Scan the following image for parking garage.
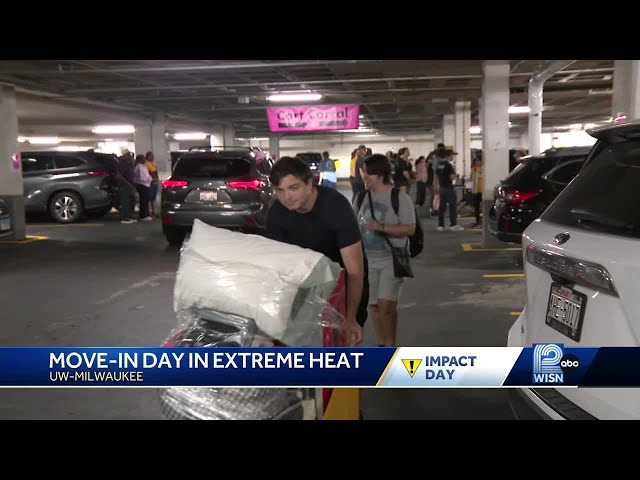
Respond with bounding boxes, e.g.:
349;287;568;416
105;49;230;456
0;60;637;420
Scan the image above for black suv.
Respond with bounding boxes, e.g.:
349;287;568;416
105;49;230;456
295;152;322;184
488;146;592;243
21;150;120;223
160;147;275;245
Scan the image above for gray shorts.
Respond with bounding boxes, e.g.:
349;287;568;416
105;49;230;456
367;257;404;305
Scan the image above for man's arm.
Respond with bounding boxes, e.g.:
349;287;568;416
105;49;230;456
264;202;286;242
339;241;365;346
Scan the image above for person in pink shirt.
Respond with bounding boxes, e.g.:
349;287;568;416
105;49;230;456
414;156;428;208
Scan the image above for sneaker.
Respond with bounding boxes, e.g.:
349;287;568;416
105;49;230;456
140;217;153;222
120;219;136;224
436;226;445;232
449;225;464;231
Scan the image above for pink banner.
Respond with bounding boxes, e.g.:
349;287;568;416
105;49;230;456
266;104;360;132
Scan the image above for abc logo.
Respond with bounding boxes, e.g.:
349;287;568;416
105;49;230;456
560;353;580;372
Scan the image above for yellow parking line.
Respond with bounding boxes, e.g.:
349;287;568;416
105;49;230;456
461;243;522;252
0;235;48;244
483;273;525;278
27;223;104;228
510;312;523;316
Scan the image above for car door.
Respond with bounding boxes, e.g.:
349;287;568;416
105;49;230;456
21;153;56;210
540;158;585;208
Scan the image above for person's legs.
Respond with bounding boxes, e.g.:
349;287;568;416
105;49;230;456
148;183;158;218
136;184;149;219
446;188;458;226
119;183;132;221
367;265;384;345
416;181;426;206
473;193;482;225
376;265;404;345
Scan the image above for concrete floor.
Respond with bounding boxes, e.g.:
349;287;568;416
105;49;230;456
0;182;525;419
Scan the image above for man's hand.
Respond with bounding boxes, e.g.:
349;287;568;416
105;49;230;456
344;317;363;346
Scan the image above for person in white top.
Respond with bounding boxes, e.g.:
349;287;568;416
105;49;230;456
133;154;153;221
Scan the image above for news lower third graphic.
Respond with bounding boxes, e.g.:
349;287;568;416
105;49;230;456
0;345;638;388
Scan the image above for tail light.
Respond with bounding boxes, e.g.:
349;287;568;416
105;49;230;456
526;244;618;296
226;179;263;190
161;179;189;188
504;188;539;206
88;171;109;176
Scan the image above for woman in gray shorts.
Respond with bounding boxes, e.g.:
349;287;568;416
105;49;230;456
353;154;416;346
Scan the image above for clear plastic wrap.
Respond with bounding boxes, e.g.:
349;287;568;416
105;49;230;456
159;220;347;420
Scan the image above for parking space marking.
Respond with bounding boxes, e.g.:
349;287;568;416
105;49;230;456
0;235;48;244
510;312;523;316
461;243;522;252
26;223;104;228
483;274;525;278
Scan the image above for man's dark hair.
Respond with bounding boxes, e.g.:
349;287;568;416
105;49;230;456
322;151;329;157
269;156;312;186
363;153;392;184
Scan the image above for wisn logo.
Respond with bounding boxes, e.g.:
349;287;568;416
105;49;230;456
532;343;581;384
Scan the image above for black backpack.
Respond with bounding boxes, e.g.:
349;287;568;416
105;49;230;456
356;188;424;258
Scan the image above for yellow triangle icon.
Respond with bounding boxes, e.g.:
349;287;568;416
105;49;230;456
401;359;422;378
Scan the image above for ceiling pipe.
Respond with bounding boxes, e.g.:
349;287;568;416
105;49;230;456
528;61;577;155
1;60;368;76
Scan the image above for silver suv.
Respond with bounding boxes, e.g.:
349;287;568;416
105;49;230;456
508;121;640;419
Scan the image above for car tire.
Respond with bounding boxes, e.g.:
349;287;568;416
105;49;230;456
164;226;186;246
49;191;83;224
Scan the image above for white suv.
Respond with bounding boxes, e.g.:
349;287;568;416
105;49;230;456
508;121;640;420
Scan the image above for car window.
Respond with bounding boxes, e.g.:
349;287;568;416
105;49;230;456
173;156;251;178
54;155;86;169
21;155;55;172
502;157;556;188
545;160;584;184
542;140;640;238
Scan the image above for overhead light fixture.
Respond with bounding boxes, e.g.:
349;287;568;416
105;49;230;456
28;137;61;144
583;123;596;129
267;93;322;102
508;106;531;114
569;123;583;130
469;126;482;134
173;132;208;140
92;125;135;134
17;136;26;143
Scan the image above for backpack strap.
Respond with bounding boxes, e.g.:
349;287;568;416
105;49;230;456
391;187;400;216
356;190;367;210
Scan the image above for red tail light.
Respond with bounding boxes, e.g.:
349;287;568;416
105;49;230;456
161;179;189;188
504;188;539;206
226;179;263;189
88;171;109;176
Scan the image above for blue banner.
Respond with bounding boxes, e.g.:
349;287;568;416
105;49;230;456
1;345;640;388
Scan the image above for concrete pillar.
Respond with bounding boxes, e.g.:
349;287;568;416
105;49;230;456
463;101;472;180
454;101;465;178
151;112;170;179
134;121;152;159
433;127;444;147
210;127;224;148
442;114;455;148
0;85;25;240
612;60;640;120
481;60;510;247
269;135;280;160
520;132;529;150
455;100;472;180
223;125;235;147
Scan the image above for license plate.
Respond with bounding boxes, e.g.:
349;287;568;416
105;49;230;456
545;282;587;342
0;218;10;231
199;191;217;202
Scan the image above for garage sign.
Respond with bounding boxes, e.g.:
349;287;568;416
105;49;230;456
266;104;360;132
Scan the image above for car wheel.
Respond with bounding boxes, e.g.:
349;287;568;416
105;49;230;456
49;191;83;224
164;226;186;246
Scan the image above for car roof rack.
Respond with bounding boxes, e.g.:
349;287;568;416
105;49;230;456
187;145;264;152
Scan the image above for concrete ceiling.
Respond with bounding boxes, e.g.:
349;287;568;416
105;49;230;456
0;60;615;142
